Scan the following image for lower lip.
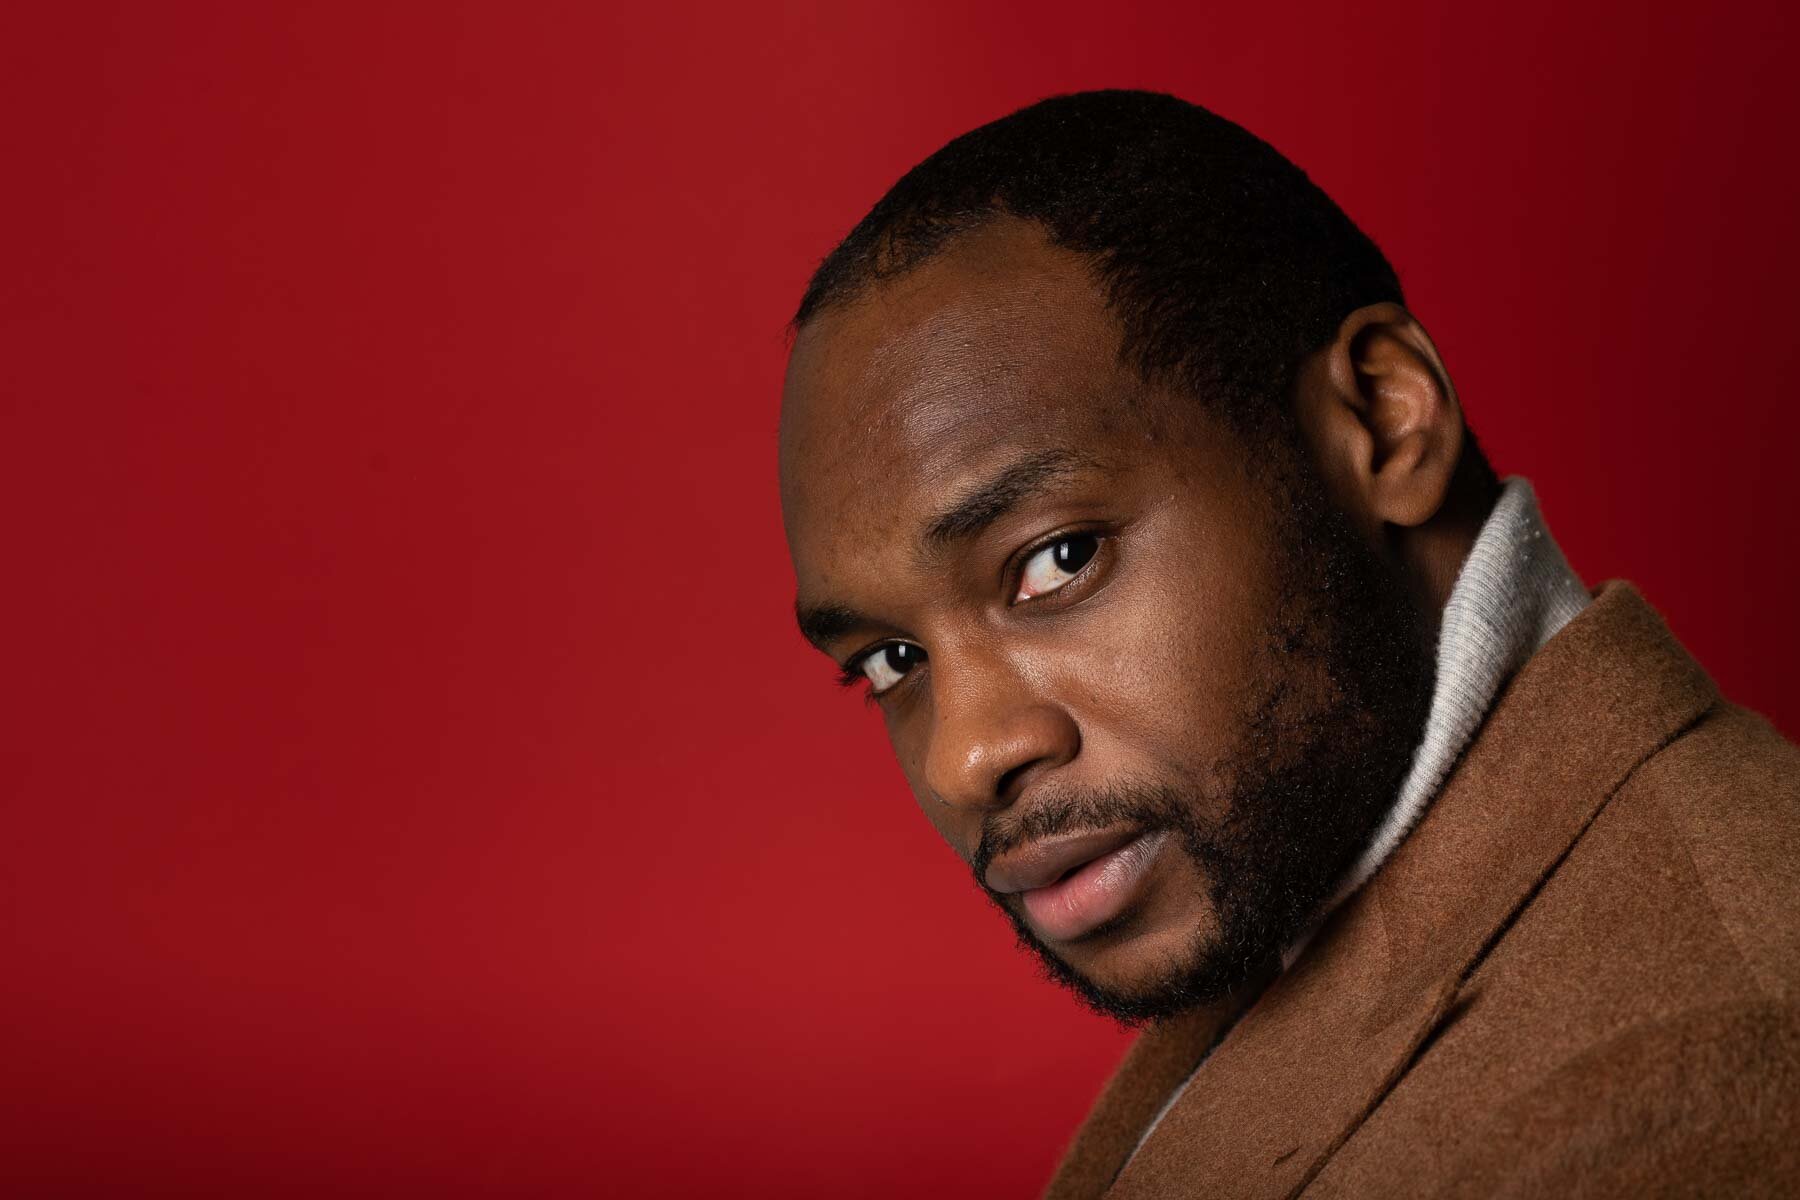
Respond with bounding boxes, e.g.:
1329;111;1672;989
1019;830;1171;944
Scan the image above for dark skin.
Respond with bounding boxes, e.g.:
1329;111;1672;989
780;218;1492;1011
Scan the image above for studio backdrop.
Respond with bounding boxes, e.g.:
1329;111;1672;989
3;2;1797;1196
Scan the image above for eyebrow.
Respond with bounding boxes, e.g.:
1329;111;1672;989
795;601;864;652
922;448;1093;548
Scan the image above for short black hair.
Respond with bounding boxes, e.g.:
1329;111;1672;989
794;89;1405;438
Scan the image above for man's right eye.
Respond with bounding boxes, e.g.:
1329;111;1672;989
852;642;928;695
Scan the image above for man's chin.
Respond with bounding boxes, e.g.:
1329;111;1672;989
1012;906;1252;1026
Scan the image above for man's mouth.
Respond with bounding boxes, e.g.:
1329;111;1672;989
984;826;1172;944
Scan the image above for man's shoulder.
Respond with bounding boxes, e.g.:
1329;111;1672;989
1445;580;1799;1009
1596;700;1800;996
1478;579;1799;1000
1461;692;1800;1040
1321;703;1800;1197
1631;699;1800;834
1385;1000;1800;1199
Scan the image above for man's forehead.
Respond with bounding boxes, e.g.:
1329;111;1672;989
780;223;1139;511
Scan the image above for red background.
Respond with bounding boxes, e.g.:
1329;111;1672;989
4;2;1797;1196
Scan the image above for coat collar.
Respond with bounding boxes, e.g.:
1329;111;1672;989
1043;583;1718;1200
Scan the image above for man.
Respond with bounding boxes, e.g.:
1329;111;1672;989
777;90;1799;1197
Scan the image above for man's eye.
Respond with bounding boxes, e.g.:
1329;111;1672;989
860;642;927;694
1014;533;1101;602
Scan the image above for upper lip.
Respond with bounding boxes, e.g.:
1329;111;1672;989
983;825;1146;895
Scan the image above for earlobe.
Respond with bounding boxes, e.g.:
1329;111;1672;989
1305;303;1463;530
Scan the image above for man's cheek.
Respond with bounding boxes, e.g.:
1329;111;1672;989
1067;615;1245;758
890;732;927;805
888;731;966;852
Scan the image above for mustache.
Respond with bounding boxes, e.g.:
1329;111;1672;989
970;779;1195;889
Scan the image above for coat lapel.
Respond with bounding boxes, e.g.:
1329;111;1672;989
1045;583;1718;1199
1041;1000;1239;1200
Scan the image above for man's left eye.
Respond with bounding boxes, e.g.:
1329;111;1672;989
1013;533;1101;602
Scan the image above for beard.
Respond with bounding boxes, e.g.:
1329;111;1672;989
971;452;1436;1026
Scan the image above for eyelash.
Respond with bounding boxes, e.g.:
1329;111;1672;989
837;651;898;707
836;527;1114;701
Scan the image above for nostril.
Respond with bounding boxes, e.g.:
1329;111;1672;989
995;759;1038;803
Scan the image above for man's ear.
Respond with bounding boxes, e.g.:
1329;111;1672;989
1294;302;1463;530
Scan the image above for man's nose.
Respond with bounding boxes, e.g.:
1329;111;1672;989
921;653;1079;812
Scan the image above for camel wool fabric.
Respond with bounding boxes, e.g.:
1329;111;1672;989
1043;582;1800;1199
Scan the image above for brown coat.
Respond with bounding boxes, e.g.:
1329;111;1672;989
1045;583;1800;1199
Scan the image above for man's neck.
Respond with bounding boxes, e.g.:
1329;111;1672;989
1295;476;1591;962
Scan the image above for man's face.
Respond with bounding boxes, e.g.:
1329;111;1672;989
779;220;1433;1022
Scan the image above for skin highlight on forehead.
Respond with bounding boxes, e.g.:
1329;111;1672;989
779;220;1159;537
